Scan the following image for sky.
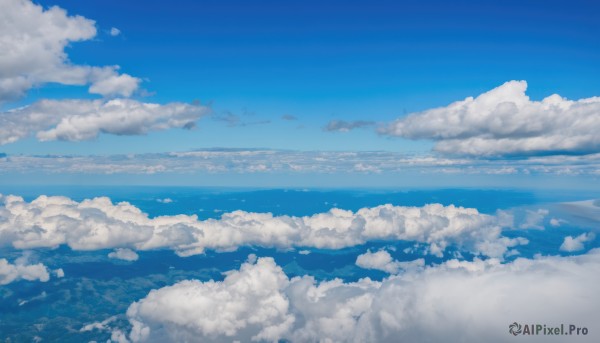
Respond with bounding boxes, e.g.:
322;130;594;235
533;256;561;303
1;0;600;186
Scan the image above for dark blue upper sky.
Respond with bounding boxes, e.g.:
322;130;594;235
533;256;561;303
44;0;600;101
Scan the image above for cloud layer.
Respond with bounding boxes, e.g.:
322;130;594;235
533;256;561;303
125;252;600;342
0;194;523;258
0;0;139;102
383;81;600;157
5;149;600;176
0;99;208;144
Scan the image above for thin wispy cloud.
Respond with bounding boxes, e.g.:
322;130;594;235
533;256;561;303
2;149;600;176
281;114;298;121
324;120;375;132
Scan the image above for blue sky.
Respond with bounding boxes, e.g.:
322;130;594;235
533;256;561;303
1;0;600;186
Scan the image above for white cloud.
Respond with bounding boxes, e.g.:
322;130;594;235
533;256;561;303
0;0;140;102
560;232;595;252
54;268;65;278
109;27;121;36
108;248;139;262
356;249;424;274
0;99;209;144
124;252;600;342
81;316;118;333
156;198;173;204
383;81;600;156
0;257;50;285
127;257;294;342
519;209;549;230
0;194;524;258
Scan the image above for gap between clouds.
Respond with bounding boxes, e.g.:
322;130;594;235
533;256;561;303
0;194;524;258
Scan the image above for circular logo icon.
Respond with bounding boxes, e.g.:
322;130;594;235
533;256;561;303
509;322;522;336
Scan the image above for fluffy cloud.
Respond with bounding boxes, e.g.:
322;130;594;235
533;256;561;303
383;81;600;156
124;252;600;342
0;0;139;102
108;248;139;262
356;249;424;274
0;194;524;258
0;257;50;285
0;99;208;144
560;232;595;252
127;257;294;342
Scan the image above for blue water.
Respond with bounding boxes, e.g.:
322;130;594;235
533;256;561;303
0;187;599;342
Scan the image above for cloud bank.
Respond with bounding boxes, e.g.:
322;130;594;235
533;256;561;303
383;81;600;157
0;0;140;102
0;99;209;144
0;194;524;258
124;252;600;342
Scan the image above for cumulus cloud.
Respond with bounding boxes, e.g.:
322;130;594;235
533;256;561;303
127;257;294;342
0;0;140;102
108;248;139;261
0;99;209;144
382;80;600;156
356;249;424;274
0;194;525;258
124;252;600;342
0;257;50;285
324;120;375;132
560;232;595;252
